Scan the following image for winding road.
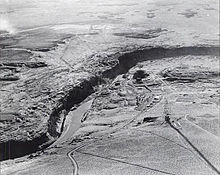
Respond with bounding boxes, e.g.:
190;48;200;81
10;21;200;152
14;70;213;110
53;72;220;175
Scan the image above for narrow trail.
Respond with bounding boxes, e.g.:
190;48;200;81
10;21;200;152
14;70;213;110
76;150;176;175
169;122;220;175
136;129;190;151
67;144;89;175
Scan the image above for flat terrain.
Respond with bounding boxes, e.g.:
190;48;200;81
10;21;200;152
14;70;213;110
0;0;219;174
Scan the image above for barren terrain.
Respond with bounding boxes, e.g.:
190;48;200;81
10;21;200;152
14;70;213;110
0;0;219;174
